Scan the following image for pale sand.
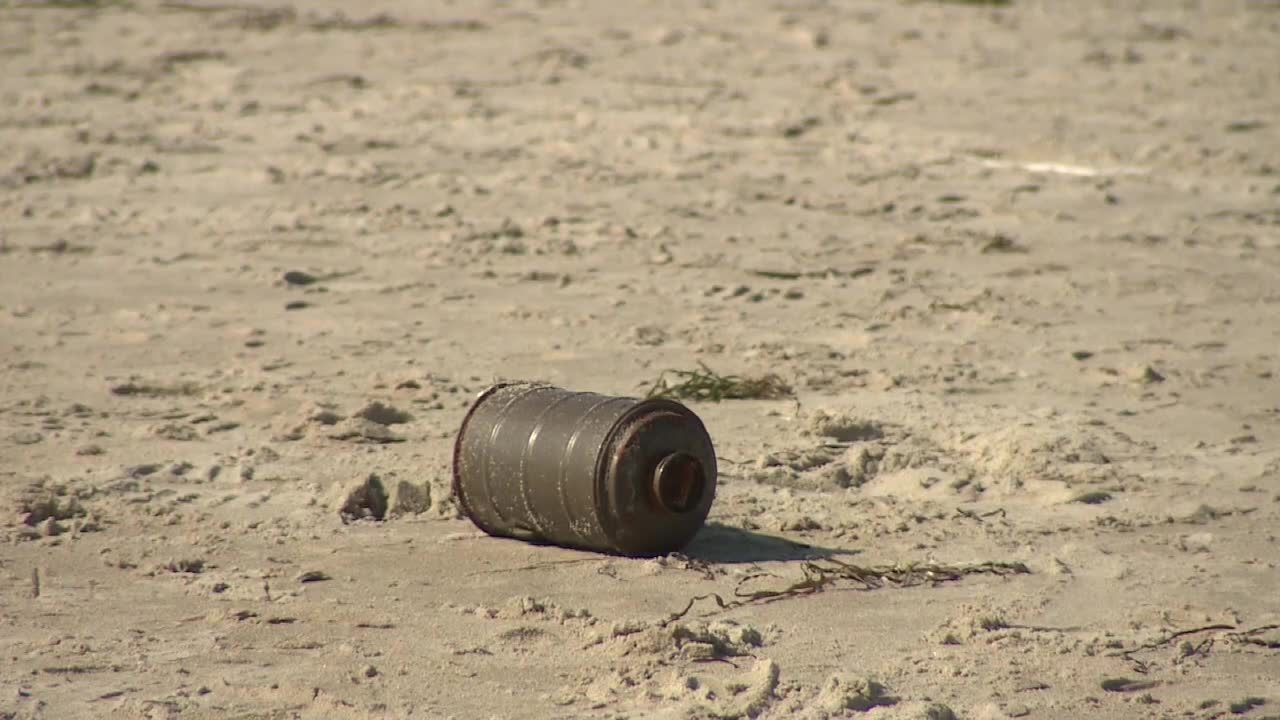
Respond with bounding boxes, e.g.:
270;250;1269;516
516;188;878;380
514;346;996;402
1;1;1278;718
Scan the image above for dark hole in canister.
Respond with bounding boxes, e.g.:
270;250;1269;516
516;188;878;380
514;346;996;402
651;452;706;514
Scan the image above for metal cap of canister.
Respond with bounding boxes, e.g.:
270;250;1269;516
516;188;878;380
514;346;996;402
452;383;716;557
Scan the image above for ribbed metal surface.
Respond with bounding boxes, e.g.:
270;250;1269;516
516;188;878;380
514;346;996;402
452;383;717;556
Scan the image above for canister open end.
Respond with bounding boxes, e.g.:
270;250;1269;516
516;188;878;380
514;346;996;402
651;452;706;514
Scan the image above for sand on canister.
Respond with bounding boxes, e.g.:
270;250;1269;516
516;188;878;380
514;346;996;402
1;0;1278;718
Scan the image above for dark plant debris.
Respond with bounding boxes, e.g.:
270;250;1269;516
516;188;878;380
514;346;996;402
664;559;1031;624
748;266;874;281
1072;490;1113;505
1101;677;1159;693
1116;623;1280;673
912;0;1012;6
110;381;201;397
644;362;793;402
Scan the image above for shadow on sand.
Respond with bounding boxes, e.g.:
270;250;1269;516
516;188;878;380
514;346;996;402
680;522;859;564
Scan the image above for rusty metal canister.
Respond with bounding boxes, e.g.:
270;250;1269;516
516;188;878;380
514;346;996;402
452;383;717;557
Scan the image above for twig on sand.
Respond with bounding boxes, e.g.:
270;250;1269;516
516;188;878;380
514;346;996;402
466;558;605;576
662;559;1030;625
1232;623;1280;648
1117;623;1280;673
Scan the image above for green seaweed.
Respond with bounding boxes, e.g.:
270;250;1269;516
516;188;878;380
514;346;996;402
644;362;792;402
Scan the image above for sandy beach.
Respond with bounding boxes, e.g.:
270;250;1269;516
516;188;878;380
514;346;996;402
2;1;1278;718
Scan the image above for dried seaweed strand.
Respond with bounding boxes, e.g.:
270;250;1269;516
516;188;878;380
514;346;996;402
664;593;739;625
738;559;1032;601
663;559;1030;625
466;558;603;575
1230;623;1280;648
644;362;792;402
1117;623;1278;673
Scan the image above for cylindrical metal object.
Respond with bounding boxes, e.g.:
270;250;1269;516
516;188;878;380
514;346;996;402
452;383;717;557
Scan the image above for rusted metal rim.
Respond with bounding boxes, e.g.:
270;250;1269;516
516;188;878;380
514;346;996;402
651;452;706;514
451;382;523;535
593;396;705;553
